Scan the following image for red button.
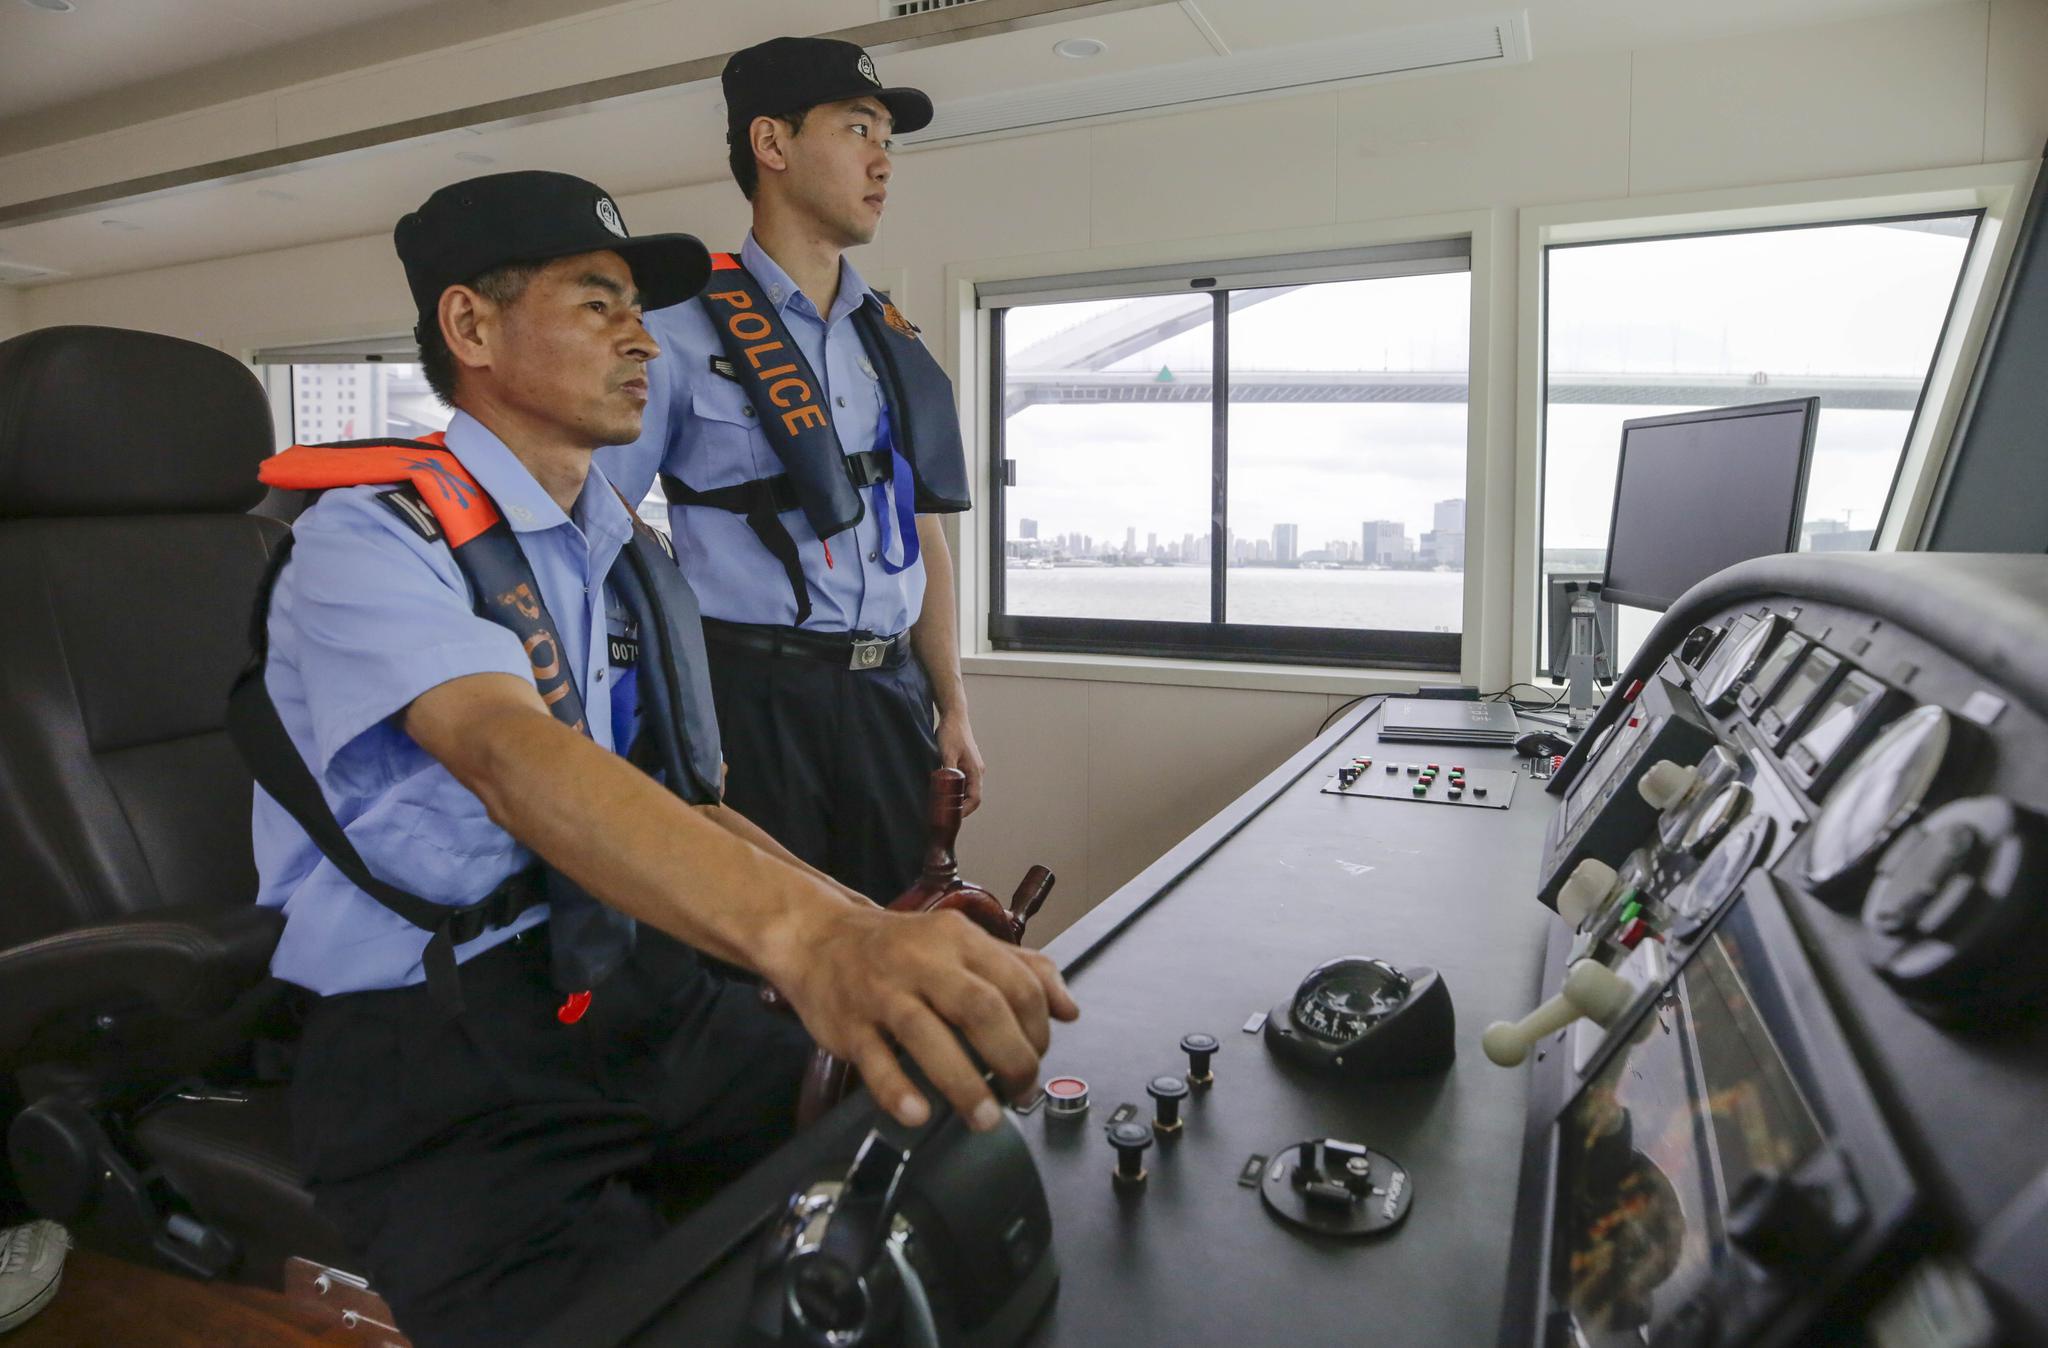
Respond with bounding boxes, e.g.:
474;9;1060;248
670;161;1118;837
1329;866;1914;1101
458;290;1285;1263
557;990;593;1024
1617;919;1651;949
1044;1075;1090;1118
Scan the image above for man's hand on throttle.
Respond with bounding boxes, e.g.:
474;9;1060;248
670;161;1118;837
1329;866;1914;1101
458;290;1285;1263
774;904;1077;1130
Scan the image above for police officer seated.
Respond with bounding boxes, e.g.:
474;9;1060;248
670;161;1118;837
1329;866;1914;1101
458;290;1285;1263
244;171;1075;1348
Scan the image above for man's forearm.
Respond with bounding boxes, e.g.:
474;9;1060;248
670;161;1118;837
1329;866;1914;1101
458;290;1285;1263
415;679;839;981
694;802;870;907
404;671;1074;1133
911;513;968;716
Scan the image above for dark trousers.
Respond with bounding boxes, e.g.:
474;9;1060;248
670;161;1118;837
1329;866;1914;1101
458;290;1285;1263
705;636;942;905
289;927;812;1348
0;1078;26;1226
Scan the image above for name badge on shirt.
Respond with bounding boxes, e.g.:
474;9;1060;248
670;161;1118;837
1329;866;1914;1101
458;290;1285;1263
609;633;640;668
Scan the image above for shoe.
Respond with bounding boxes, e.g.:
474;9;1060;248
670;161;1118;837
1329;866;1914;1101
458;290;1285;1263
0;1220;70;1333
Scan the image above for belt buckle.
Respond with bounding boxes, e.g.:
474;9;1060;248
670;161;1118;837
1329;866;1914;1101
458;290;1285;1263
849;637;889;670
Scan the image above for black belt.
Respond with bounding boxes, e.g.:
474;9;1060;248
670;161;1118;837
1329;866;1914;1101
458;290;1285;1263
701;618;911;671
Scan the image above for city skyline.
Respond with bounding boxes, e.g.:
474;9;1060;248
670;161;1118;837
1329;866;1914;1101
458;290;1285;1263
1009;498;1469;568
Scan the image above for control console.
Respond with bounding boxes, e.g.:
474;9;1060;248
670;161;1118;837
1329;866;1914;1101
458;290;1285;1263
1498;554;2048;1348
536;553;2048;1348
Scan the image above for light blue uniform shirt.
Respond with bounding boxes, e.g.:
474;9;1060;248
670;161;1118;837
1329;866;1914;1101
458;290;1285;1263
598;233;925;635
252;411;637;996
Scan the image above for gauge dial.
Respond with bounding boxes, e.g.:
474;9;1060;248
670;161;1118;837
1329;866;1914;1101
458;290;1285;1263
1804;706;1956;896
1669;813;1776;940
1699;614;1784;712
1681;783;1753;858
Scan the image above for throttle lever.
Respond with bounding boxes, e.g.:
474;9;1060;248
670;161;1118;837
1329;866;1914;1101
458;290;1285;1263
784;1131;913;1347
817;1132;911;1278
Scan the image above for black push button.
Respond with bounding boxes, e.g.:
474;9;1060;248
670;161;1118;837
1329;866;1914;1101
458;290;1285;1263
1147;1074;1189;1134
1108;1119;1153;1187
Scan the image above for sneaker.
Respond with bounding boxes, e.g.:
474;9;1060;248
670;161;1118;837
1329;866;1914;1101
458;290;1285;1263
0;1221;69;1333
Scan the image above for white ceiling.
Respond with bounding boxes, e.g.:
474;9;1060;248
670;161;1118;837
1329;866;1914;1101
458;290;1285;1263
0;0;465;122
1189;0;1977;53
0;0;1991;288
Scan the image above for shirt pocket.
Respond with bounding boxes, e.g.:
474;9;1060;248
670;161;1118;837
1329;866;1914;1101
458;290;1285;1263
681;382;777;490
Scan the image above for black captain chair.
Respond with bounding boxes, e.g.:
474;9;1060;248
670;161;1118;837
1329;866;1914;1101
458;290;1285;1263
0;325;365;1292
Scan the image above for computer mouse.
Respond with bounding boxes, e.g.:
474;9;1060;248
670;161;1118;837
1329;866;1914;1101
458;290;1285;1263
1515;729;1575;758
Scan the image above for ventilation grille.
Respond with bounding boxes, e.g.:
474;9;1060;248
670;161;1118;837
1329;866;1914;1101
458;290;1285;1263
901;10;1531;147
885;0;989;18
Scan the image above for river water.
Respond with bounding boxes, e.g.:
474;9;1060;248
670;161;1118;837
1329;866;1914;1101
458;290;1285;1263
1002;566;1462;630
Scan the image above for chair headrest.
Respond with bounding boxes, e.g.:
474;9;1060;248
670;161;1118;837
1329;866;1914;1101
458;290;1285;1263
0;325;272;519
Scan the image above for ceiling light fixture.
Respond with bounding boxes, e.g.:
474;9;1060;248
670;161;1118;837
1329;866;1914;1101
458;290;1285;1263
21;0;77;11
905;12;1530;148
454;150;496;166
98;218;141;231
1053;36;1106;60
256;188;298;202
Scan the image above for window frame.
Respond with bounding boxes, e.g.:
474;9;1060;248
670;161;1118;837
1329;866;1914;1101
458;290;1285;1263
251;335;434;451
979;239;1474;672
1512;161;2042;689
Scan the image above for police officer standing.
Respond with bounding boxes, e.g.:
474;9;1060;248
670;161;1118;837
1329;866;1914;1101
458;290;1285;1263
248;171;1072;1348
600;37;982;905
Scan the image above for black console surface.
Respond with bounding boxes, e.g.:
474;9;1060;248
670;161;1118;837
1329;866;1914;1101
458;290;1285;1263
1015;712;1557;1345
537;705;1565;1348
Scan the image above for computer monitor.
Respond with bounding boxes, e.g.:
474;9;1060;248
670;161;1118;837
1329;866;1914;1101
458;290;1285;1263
1599;398;1818;612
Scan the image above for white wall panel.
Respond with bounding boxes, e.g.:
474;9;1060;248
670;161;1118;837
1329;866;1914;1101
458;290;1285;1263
1985;0;2048;162
1337;49;1631;220
1088;91;1338;247
951;674;1096;946
620;180;757;258
0;101;276;209
881;129;1094;289
14;178;761;355
1082;680;1328;903
1630;4;1989;196
22;233;399;354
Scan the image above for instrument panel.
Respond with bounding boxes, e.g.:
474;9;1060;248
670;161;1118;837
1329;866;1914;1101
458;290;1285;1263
1507;565;2048;1348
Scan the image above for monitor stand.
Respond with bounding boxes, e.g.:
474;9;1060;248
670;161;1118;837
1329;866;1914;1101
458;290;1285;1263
1562;582;1609;734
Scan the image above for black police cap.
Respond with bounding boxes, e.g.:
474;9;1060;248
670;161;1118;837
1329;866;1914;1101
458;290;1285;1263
394;171;711;324
723;36;933;138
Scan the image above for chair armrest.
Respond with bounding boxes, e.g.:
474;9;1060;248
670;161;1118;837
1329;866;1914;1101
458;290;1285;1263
0;904;283;1062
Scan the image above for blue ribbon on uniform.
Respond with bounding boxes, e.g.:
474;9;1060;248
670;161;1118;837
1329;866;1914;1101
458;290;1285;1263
609;664;640;760
870;403;920;576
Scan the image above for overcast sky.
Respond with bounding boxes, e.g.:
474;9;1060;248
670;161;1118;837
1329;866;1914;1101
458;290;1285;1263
1002;218;1973;552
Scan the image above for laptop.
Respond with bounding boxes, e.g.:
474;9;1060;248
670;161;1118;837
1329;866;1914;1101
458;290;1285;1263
1376;697;1522;747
